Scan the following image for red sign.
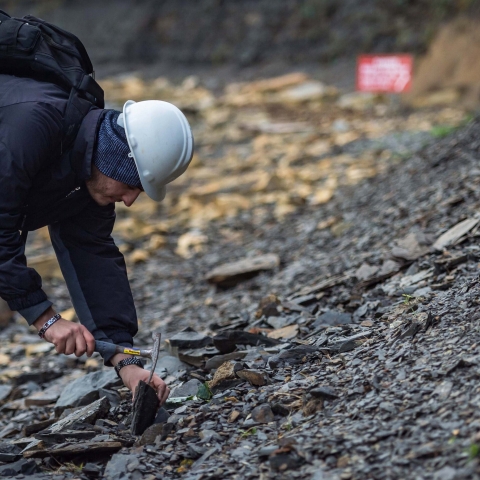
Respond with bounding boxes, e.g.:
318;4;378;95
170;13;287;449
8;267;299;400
357;54;413;93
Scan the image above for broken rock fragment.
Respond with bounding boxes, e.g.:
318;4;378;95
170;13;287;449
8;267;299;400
207;361;242;392
55;369;121;412
314;310;352;327
0;458;39;476
213;330;281;354
309;386;339;400
236;369;267;387
0;442;21;463
178;346;220;367
205;253;280;286
168;328;213;350
433;218;480;251
170;379;203;397
392;232;430;261
256;294;281;318
251;404;274;424
204;351;249;370
268;345;317;369
267;324;299;340
131;381;159;436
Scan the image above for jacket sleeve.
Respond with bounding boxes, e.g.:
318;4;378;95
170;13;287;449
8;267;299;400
48;200;138;359
0;102;63;321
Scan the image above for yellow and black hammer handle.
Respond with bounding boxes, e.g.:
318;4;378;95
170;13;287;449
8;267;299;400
94;341;154;360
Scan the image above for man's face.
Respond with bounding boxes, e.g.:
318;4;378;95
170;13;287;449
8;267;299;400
86;166;142;207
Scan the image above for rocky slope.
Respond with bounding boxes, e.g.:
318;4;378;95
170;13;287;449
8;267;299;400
0;72;478;478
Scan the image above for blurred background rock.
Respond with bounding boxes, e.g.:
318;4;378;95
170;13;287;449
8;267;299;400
1;0;480;105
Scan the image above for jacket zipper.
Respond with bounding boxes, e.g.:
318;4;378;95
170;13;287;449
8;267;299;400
65;186;81;198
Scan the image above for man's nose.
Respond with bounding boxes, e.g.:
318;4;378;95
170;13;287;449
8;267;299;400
122;189;141;207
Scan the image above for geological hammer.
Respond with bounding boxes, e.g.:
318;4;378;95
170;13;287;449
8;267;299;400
95;332;162;383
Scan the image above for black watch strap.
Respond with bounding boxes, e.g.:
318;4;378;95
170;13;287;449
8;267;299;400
114;357;144;378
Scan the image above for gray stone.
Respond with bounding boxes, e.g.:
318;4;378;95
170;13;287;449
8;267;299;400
170;379;202;397
310;386;338;400
314;310;352;327
433;466;457;480
205;351;249;370
169;329;213;349
0;458;39;476
102;453;138;480
146;355;187;378
251;404;274;424
0;385;12;403
137;423;165;446
55;370;121;411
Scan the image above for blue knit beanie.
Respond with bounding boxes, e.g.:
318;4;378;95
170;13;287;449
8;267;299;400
93;110;142;189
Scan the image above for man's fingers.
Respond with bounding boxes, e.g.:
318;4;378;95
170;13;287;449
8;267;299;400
151;376;170;405
64;336;76;356
54;339;66;355
160;386;170;405
82;326;96;357
75;334;87;357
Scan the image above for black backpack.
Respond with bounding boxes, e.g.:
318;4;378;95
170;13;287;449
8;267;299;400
0;10;104;152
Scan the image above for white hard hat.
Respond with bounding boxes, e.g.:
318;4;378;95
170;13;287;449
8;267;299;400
117;100;194;201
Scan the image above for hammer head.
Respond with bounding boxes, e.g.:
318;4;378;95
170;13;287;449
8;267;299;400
147;332;162;384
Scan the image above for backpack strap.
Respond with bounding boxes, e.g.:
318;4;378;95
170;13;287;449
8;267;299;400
62;88;94;154
79;74;104;108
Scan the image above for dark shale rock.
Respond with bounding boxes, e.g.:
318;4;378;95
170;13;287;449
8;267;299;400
0;458;39;476
131;381;159;435
213;330;281;354
55;370;121;412
251;404;274;424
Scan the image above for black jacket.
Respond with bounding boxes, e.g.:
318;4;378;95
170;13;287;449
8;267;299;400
0;74;137;357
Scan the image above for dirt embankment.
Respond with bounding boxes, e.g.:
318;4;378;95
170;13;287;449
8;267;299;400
0;0;476;69
405;17;480;108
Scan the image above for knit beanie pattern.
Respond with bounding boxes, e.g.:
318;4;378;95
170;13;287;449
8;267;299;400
93;110;142;189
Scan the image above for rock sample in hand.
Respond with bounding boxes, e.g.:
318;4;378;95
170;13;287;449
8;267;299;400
131;381;159;435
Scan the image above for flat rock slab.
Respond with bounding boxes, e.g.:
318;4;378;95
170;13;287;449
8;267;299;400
23;440;122;459
213;330;281;354
205;351;249;370
236;369;267;386
178;346;220;367
170;379;202;398
433;217;480;250
25;373;83;407
55;369;121;412
0;385;12;403
268;345;317;368
309;386;339;400
314;310;352;327
147;355;188;378
104;453;139;480
251;404;274;423
45;396;111;434
0;458;39;476
391;232;429;261
131;381;159;435
168;329;213;349
205;254;280;285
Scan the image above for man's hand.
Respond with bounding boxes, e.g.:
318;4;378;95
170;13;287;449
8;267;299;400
33;308;95;357
112;354;169;405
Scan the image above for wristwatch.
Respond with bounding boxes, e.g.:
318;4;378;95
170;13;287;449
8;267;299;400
114;357;144;378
